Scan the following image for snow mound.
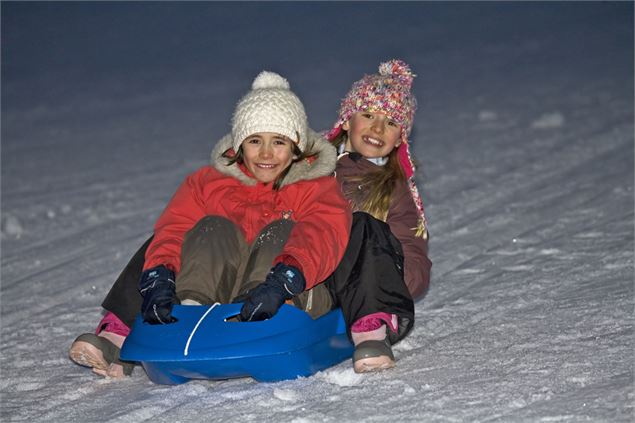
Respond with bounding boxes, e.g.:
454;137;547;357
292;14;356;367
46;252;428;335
1;214;23;238
478;110;498;121
316;367;364;386
531;112;565;129
273;388;301;401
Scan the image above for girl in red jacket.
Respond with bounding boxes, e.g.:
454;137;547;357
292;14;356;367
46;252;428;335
138;71;352;323
70;71;353;377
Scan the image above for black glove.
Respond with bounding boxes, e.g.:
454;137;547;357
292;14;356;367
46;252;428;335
138;265;179;324
238;263;306;322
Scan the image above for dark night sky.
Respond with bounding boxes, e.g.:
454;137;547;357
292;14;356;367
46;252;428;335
3;2;632;131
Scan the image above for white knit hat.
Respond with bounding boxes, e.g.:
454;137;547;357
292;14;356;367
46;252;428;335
232;71;308;152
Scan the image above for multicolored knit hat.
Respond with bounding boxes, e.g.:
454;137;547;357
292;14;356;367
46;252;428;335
326;59;427;237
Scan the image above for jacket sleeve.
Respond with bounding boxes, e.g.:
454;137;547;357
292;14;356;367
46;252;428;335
144;168;209;273
274;176;352;289
386;183;431;300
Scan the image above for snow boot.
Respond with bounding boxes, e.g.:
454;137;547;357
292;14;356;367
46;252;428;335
350;312;397;373
69;333;134;376
353;338;395;373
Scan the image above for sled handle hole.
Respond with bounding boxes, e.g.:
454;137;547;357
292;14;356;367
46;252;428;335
224;314;242;323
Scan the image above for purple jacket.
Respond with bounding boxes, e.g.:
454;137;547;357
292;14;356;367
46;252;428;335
335;153;431;300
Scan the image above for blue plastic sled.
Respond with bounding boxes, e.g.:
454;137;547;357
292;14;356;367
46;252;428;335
119;304;354;385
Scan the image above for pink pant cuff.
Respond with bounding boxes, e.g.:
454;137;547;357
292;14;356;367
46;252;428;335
351;312;398;334
96;311;131;337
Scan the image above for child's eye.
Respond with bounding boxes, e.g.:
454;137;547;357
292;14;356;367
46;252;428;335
388;120;399;127
361;113;373;119
274;139;288;145
247;138;261;144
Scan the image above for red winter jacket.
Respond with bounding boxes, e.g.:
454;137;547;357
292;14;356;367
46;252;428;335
335;153;431;300
144;131;352;289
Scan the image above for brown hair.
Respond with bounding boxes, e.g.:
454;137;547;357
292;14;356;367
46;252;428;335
331;131;405;222
222;134;317;190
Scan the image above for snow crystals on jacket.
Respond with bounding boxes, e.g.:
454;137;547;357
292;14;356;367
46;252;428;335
144;130;352;289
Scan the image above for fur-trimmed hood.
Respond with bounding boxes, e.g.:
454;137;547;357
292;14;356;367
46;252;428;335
209;129;337;187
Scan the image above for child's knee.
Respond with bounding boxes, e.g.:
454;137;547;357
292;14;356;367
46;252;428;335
185;216;238;240
252;219;295;249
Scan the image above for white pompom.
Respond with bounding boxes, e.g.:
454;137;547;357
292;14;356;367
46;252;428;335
252;71;290;90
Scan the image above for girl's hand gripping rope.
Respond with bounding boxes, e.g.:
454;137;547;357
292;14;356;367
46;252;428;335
138;265;180;324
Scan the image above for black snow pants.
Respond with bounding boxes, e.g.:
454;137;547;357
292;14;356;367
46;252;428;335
101;212;414;343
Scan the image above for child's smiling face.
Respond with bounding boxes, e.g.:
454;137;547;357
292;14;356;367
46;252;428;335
241;132;295;183
343;112;402;158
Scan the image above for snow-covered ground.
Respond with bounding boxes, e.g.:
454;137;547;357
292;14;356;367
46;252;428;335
1;3;633;422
